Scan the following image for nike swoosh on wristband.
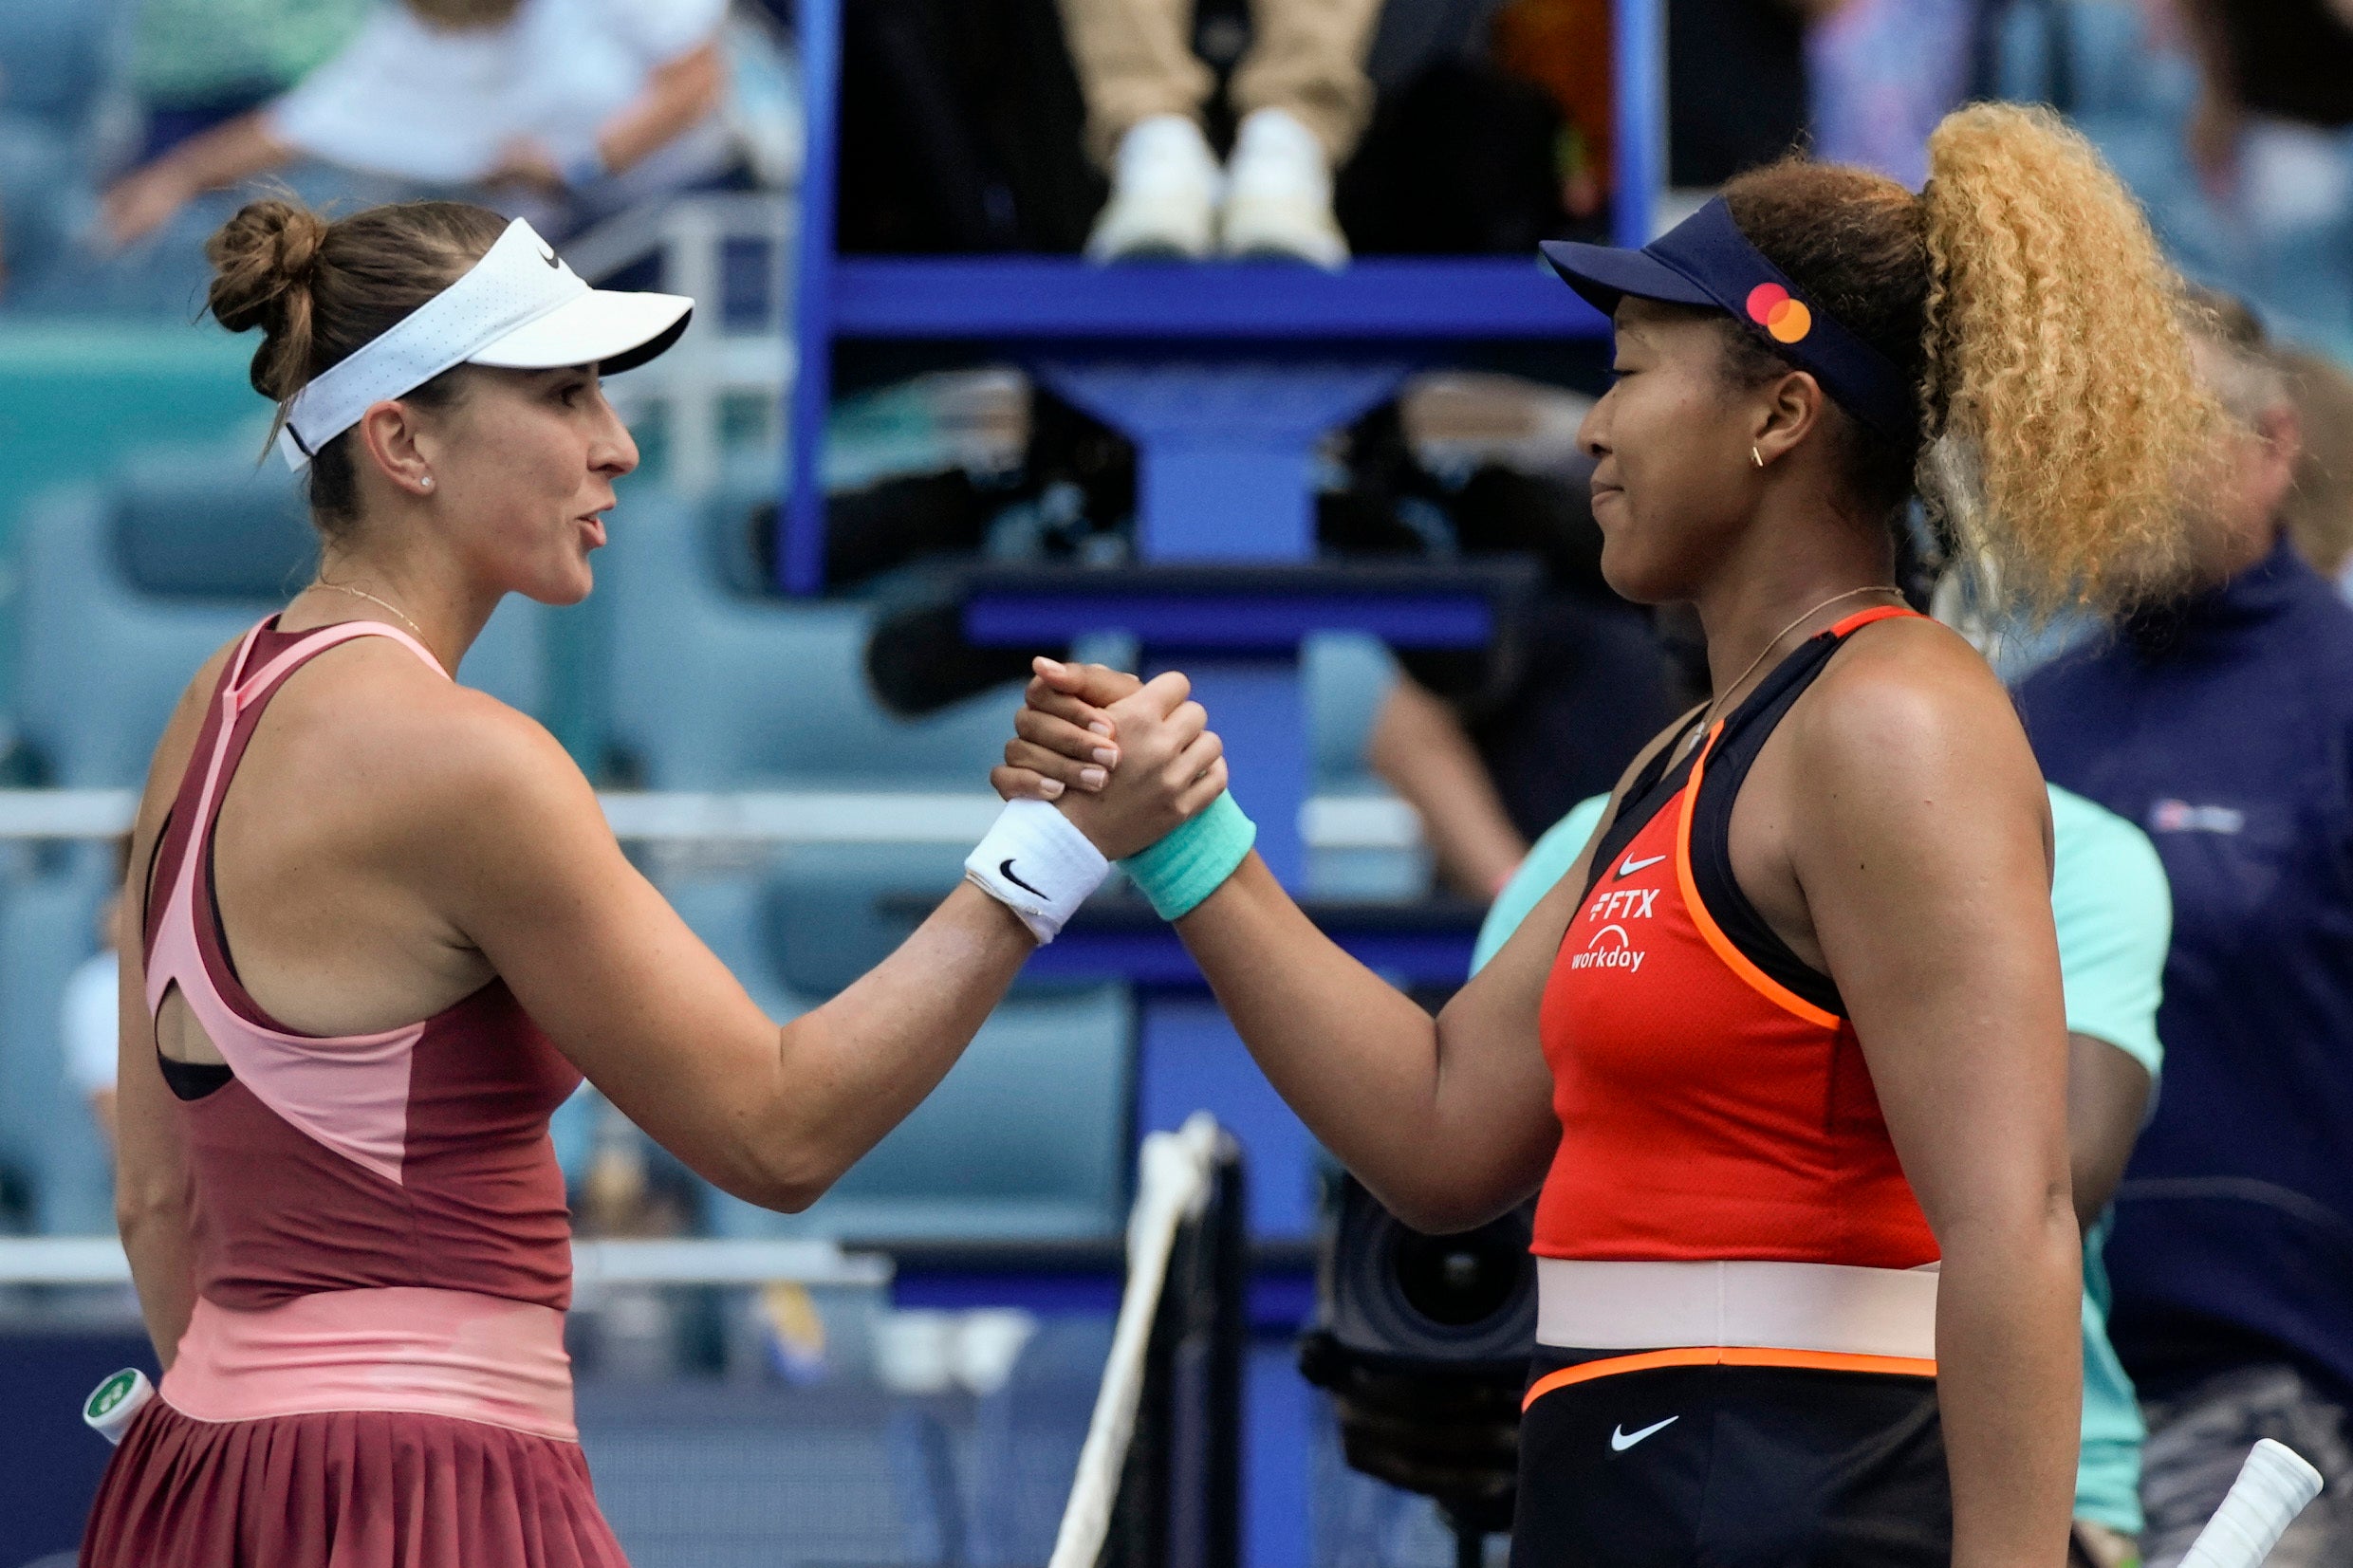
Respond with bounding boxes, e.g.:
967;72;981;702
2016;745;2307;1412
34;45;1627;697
1616;854;1667;879
540;245;563;268
1000;859;1048;898
1610;1416;1677;1451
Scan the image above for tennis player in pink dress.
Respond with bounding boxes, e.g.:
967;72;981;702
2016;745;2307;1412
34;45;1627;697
80;195;1226;1567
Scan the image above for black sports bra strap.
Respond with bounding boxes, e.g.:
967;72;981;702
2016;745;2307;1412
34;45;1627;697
1686;619;1910;1016
1579;718;1703;903
1575;613;1916;1011
157;1045;233;1101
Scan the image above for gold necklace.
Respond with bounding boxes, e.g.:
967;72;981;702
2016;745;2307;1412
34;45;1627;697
309;581;429;643
1689;584;1906;744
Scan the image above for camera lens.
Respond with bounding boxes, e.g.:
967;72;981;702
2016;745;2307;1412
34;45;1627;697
1393;1223;1523;1329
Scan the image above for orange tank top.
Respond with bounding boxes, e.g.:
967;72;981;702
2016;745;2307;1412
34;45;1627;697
1532;605;1938;1269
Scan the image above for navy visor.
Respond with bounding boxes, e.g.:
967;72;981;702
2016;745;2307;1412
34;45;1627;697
1540;198;1918;445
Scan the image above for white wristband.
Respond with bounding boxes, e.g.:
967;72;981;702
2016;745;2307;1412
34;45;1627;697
964;799;1110;944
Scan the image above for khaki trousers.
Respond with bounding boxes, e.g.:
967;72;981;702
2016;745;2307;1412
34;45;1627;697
1054;0;1384;164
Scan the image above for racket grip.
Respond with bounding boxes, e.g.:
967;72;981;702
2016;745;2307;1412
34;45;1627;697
2177;1439;2325;1568
82;1367;155;1447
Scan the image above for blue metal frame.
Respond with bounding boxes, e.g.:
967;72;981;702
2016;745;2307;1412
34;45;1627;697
777;0;1659;596
775;8;1659;1559
1614;0;1664;247
782;0;842;599
827;257;1606;341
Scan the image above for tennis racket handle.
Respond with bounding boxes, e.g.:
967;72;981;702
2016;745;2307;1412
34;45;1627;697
2177;1439;2325;1568
82;1367;156;1447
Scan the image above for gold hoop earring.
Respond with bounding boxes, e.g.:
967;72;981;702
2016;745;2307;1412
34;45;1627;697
1751;446;1765;469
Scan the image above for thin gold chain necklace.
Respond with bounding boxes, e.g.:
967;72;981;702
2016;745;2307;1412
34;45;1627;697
1683;583;1906;750
309;581;429;643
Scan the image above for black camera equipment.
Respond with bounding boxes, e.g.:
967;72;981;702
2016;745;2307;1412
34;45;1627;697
1298;1171;1535;1568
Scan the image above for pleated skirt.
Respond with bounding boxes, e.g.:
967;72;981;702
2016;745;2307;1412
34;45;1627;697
79;1397;629;1568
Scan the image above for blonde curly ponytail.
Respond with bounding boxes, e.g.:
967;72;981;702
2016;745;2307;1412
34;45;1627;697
1918;103;2214;610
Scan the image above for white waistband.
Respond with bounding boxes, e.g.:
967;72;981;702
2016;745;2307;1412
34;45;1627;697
1536;1258;1938;1361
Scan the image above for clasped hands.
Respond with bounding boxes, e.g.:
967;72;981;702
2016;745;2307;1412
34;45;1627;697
992;658;1219;861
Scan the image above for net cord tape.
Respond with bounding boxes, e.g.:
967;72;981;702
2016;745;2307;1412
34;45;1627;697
1047;1114;1222;1568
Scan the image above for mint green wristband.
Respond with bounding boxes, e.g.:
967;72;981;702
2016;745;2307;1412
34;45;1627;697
1120;791;1256;920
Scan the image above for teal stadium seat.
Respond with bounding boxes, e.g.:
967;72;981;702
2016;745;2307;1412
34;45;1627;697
4;449;549;1231
601;483;1133;1244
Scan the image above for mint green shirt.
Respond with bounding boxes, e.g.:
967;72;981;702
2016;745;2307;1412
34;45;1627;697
133;0;368;105
2048;785;2170;1534
1472;784;2170;1532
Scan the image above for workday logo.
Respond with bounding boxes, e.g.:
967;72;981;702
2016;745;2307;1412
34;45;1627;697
1570;924;1647;973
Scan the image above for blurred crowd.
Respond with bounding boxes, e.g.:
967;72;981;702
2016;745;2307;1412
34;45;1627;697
0;0;800;310
11;2;2353;1567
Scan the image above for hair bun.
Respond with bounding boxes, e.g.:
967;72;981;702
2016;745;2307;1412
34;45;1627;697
205;198;333;400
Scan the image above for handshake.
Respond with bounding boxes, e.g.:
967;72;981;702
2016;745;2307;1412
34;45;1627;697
961;657;1249;944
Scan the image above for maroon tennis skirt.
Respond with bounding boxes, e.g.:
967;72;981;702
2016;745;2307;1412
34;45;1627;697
80;1398;630;1567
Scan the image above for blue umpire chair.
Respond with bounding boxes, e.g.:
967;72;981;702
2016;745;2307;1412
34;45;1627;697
771;0;1658;1558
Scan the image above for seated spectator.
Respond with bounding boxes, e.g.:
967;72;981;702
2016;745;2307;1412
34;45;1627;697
1059;0;1381;266
127;0;369;164
102;0;731;248
1804;0;1976;190
1363;673;1529;897
2016;296;2353;1566
2174;0;2353;350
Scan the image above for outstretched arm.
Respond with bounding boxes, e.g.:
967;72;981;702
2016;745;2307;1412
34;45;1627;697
999;660;1694;1231
433;676;1214;1211
1366;675;1528;898
490;41;726;193
102;115;294;248
1159;852;1564;1228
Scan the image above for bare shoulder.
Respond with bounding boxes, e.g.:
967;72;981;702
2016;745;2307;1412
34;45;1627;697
1789;616;2047;839
267;637;599;838
1799;617;2025;769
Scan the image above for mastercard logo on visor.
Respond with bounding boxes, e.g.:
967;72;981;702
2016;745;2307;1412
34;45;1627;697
1745;283;1812;344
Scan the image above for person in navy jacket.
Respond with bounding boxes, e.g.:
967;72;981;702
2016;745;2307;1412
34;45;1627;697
2014;296;2353;1567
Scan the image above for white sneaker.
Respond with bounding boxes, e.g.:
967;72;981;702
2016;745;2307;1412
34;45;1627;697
1085;115;1222;263
1218;107;1349;268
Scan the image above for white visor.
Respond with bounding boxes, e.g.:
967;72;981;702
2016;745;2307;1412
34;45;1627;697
277;217;693;470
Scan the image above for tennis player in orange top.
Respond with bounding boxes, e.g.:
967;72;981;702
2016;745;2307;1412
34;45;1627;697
1002;104;2221;1566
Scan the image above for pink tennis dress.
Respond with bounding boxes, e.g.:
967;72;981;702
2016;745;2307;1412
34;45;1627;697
80;618;626;1568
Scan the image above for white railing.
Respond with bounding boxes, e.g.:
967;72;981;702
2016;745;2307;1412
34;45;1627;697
0;788;1420;851
0;1234;890;1288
